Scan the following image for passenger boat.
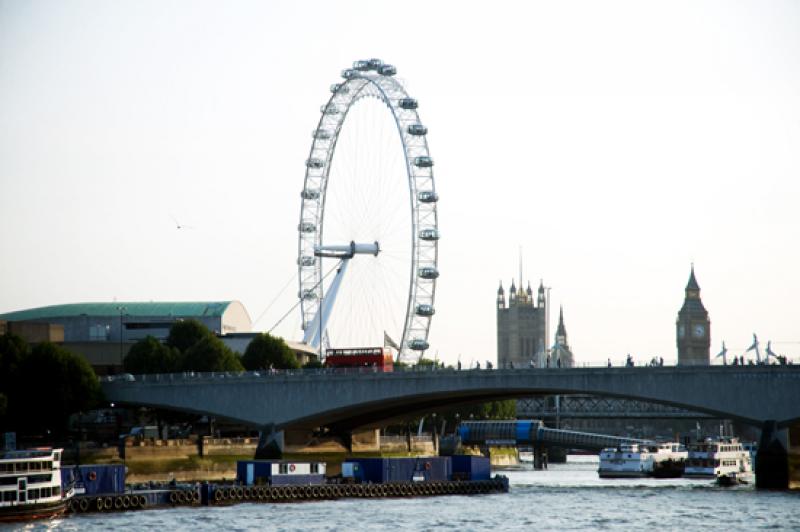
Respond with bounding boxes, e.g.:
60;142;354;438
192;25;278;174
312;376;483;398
650;442;688;478
598;442;687;478
684;438;753;483
598;444;655;478
0;448;73;522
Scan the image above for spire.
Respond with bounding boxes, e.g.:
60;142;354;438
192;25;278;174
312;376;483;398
685;265;701;300
526;281;533;298
509;279;517;293
686;264;700;291
496;280;505;308
556;305;567;338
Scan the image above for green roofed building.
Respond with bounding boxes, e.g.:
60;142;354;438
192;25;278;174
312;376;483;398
0;301;252;343
0;301;252;373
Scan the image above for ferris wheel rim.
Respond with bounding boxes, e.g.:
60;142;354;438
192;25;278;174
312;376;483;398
297;62;438;361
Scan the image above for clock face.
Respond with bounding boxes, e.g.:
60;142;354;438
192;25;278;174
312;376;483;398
678;325;685;338
693;324;706;337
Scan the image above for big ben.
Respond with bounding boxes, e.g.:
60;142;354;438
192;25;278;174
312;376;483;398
676;266;711;365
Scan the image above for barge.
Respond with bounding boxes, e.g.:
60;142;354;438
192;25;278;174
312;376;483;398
60;456;508;516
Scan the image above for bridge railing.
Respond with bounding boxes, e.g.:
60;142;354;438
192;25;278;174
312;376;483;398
100;362;797;385
101;364;475;383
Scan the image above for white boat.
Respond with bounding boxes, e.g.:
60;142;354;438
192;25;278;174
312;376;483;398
0;448;73;523
598;443;655;478
598;442;687;478
684;438;753;483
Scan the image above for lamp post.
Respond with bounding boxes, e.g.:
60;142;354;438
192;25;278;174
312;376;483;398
116;306;127;370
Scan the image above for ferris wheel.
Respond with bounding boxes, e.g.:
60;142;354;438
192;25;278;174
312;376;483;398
297;59;439;362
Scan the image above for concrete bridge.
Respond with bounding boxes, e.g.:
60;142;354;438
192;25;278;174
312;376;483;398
102;365;800;488
102;365;800;429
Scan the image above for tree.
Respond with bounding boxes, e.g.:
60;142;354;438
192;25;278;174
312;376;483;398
179;335;243;372
241;333;299;370
0;332;28;392
124;336;178;374
12;342;103;436
166;319;213;353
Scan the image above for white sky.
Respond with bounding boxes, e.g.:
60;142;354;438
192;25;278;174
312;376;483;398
1;0;798;366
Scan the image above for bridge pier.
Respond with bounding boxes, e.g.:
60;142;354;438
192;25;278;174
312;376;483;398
790;422;800;490
533;444;548;470
756;420;788;489
255;425;284;459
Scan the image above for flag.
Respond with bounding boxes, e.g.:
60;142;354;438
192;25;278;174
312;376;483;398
746;334;758;352
765;341;777;360
384;331;400;351
745;333;761;363
715;341;728;365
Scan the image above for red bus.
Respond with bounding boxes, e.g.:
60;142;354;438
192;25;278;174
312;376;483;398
324;347;394;372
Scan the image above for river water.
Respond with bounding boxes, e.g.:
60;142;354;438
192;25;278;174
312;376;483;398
6;456;799;531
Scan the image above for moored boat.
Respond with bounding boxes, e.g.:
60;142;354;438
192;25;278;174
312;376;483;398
598;444;654;478
684;437;753;482
0;448;72;523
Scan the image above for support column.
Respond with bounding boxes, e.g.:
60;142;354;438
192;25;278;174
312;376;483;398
756;420;789;489
255;424;284;459
789;421;800;490
533;443;545;470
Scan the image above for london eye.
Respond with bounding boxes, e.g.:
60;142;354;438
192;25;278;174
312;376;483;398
297;59;439;362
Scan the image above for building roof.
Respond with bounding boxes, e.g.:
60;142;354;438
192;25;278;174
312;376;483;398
0;301;238;321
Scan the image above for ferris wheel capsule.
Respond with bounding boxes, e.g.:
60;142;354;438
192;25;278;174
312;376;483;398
407;124;427;135
341;69;359;79
313;129;332;140
417;191;438;203
415;304;435;317
377;64;396;76
418;266;439;279
353;60;371;71
367;58;383;69
408;339;430;351
398;98;418;110
306;158;325;169
413;156;434;168
419;228;440;241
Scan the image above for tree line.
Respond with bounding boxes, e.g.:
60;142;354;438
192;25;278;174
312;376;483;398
122;319;302;374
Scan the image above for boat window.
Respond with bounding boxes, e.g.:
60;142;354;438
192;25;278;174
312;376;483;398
27;474;52;483
41;487;51;498
0;463;11;473
53;486;60;497
279;463;289;474
30;461;42;471
15;462;29;473
28;488;40;499
311;463;319;474
43;461;52;471
0;477;17;485
2;491;16;502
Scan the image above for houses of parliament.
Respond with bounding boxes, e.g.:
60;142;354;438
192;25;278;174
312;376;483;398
496;277;574;368
496;265;711;366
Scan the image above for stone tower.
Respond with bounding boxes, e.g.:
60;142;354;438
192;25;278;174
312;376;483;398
676;266;711;365
497;277;547;368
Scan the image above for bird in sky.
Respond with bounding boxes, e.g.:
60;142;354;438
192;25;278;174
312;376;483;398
170;215;194;230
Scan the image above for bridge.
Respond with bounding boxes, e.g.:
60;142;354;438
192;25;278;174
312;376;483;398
102;365;800;430
517;395;717;420
102;365;800;488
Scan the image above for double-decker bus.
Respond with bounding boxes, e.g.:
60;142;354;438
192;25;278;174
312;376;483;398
324;347;394;372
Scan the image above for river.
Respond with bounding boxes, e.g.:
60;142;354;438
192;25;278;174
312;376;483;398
6;456;799;531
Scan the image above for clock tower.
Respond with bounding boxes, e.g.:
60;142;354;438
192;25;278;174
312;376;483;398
676;265;710;365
